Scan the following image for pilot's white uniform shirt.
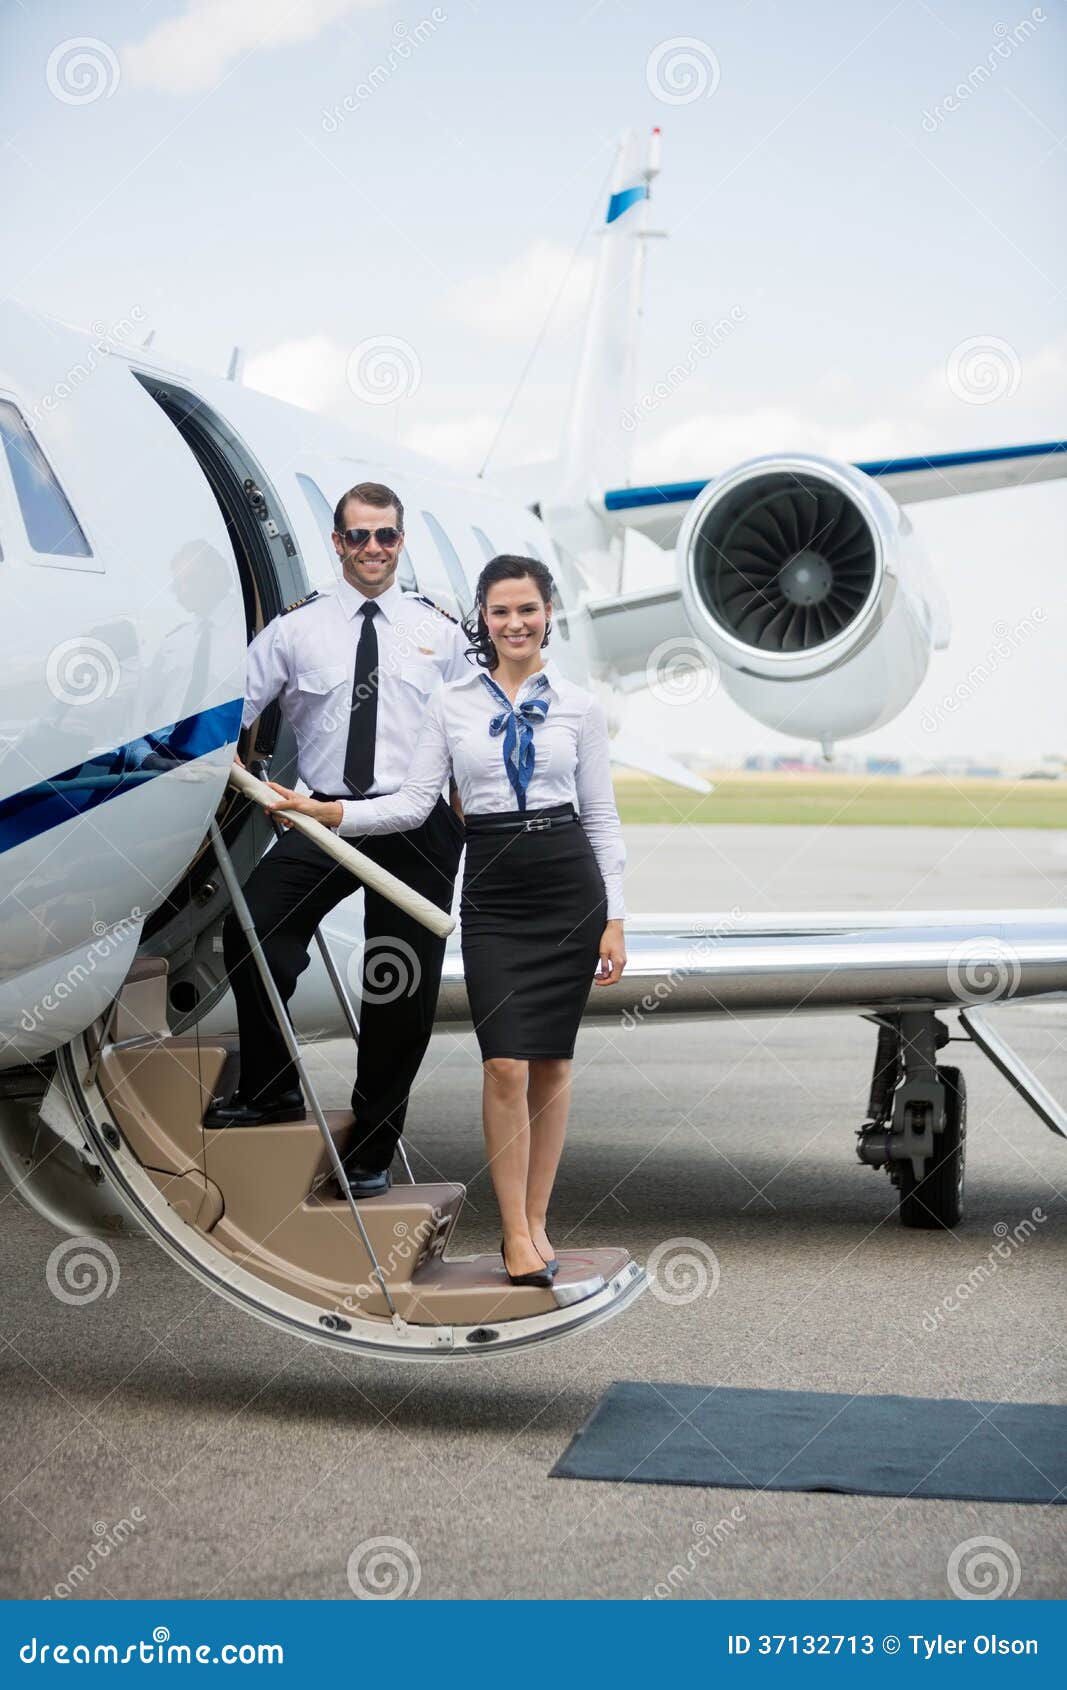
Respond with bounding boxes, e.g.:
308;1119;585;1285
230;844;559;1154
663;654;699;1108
242;576;470;798
337;658;626;919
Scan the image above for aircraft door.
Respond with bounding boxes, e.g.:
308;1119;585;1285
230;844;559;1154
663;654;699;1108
0;303;248;1068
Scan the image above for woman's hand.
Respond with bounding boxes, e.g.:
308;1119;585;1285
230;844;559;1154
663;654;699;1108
594;919;626;986
264;781;343;830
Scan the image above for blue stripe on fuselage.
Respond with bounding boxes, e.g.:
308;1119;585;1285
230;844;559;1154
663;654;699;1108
0;697;244;855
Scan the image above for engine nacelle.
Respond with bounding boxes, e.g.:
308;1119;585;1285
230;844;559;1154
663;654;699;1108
676;454;942;746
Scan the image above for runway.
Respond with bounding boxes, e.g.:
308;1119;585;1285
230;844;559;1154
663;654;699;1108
2;824;1065;1600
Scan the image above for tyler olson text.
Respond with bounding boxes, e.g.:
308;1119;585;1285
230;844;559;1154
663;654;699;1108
909;1635;1038;1657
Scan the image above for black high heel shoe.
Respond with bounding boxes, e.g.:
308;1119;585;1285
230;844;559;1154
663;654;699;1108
534;1242;560;1274
500;1238;557;1287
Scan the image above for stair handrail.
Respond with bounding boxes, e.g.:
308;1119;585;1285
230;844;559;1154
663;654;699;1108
227;764;455;939
208;817;405;1328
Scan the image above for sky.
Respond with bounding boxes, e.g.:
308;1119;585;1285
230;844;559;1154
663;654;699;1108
2;0;1064;766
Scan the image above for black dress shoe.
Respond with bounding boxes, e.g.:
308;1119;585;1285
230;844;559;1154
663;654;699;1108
340;1164;392;1199
203;1088;305;1128
500;1238;557;1287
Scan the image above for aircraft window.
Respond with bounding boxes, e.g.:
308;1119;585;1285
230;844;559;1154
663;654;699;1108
422;510;471;616
472;525;496;563
0;400;91;557
396;539;418;592
527;537;570;640
295;472;337;564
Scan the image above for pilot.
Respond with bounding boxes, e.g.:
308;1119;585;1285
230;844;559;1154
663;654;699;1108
206;482;468;1198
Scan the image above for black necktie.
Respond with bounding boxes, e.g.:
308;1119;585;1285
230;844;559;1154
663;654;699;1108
344;601;380;797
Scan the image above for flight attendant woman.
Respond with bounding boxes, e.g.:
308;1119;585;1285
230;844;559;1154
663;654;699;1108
266;555;627;1287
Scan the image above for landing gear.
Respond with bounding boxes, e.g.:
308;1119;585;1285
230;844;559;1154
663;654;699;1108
898;1066;966;1230
856;1012;967;1230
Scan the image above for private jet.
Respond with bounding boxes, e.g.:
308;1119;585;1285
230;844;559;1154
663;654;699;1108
2;131;1065;1362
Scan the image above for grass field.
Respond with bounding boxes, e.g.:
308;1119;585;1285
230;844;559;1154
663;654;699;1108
613;770;1067;828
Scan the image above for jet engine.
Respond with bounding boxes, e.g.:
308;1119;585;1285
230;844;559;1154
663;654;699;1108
676;454;945;748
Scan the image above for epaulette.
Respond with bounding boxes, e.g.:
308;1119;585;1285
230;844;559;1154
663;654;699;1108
280;590;321;616
413;592;459;624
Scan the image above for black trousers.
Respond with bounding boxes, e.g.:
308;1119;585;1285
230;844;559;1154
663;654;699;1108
221;796;464;1170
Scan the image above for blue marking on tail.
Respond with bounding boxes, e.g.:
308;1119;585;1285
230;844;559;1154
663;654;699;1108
606;184;648;224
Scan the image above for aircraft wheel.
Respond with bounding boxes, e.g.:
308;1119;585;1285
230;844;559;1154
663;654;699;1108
898;1065;966;1230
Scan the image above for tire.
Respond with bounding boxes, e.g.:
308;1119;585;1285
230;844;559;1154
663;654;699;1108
898;1065;966;1229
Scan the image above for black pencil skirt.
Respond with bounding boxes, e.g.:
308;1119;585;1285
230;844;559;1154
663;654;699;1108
460;803;609;1061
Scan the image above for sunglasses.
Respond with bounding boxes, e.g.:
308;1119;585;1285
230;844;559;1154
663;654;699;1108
340;526;403;550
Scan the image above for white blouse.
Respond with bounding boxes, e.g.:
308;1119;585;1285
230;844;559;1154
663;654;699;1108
337;658;626;919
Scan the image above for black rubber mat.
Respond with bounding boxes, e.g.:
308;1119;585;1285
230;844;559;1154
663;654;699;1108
551;1381;1067;1502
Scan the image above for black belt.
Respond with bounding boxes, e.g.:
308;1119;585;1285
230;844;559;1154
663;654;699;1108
311;789;375;802
463;803;577;835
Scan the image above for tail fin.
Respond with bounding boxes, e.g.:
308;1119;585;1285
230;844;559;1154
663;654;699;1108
561;127;664;500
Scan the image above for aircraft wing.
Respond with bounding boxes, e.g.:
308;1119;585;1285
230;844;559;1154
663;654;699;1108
606;438;1067;547
608;731;711;793
205;906;1067;1043
435;910;1067;1023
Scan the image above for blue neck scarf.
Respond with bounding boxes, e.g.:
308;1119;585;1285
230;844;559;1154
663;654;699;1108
480;671;551;811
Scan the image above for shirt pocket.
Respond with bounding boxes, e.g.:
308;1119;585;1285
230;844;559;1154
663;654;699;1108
398;655;440;698
295;664;347;696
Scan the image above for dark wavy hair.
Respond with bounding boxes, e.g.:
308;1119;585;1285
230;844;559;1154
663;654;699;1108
463;554;556;672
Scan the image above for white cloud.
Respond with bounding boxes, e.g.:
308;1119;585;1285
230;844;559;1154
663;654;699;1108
445;239;595;341
401;411;499;471
123;0;386;96
627;332;1067;486
920;330;1067;430
630;405;925;483
243;338;558;474
244;333;351;413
